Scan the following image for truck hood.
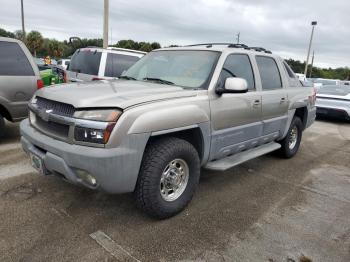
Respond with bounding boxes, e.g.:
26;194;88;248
35;80;198;109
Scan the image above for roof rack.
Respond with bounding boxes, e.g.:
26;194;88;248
107;46;147;54
227;44;250;49
185;43;272;54
187;43;237;47
249;47;272;54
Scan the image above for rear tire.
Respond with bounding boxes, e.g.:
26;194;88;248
277;116;303;158
134;137;200;219
0;114;5;138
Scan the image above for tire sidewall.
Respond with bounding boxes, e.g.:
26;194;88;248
136;138;201;218
153;143;200;211
284;117;303;157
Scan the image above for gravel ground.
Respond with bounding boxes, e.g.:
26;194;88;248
0;119;349;262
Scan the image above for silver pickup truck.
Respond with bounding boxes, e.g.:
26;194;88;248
20;43;316;218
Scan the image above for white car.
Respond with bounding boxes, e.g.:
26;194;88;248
316;85;350;121
313;78;341;86
57;59;70;70
296;73;307;82
66;47;146;82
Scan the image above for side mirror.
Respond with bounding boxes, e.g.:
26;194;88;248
216;77;248;95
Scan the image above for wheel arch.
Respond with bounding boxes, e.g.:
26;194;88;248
0;104;12;122
294;107;308;130
281;106;308;139
147;123;211;166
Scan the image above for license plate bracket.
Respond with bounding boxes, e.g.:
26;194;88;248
29;152;46;175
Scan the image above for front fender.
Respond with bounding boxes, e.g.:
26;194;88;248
128;104;210;134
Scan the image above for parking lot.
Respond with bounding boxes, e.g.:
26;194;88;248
0;119;349;262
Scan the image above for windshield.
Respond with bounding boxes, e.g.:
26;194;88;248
122;50;220;89
69;49;102;75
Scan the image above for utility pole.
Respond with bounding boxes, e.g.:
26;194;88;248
309;51;315;78
103;0;109;48
304;21;317;76
20;0;25;41
236;32;240;44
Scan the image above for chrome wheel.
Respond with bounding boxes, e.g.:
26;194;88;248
160;158;189;202
288;126;298;150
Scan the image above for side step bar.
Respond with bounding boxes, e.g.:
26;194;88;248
204;142;281;171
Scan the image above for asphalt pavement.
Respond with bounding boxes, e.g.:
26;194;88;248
0;119;349;262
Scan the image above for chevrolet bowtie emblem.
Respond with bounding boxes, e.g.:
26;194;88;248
46;109;53;113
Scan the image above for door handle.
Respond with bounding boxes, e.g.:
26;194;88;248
253;100;261;107
280;97;287;103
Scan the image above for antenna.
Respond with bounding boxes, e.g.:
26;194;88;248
236;32;240;44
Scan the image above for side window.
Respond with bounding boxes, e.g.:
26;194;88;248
0;41;34;76
218;54;255;90
256;56;282;90
283;61;296;78
105;53;140;77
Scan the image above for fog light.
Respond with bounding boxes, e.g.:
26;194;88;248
75;169;97;187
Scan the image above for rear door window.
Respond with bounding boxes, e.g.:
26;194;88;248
256;56;282;90
0;41;34;76
69;50;102;75
283;61;296;78
105;53;140;77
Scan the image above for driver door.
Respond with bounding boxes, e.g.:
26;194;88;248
209;54;262;160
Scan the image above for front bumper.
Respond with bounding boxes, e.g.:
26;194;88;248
20;119;149;194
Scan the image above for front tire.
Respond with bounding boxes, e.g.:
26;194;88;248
134;137;200;219
277;116;303;158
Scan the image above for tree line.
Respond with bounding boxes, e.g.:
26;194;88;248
1;28;349;80
0;28;160;59
285;59;349;80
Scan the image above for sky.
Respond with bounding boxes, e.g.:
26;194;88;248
1;0;349;69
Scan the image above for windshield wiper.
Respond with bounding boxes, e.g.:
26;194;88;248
119;75;136;80
143;77;175;85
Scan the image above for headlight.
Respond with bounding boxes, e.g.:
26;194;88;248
74;123;115;144
74;109;122;122
73;109;121;144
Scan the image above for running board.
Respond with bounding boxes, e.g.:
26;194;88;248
204;142;281;171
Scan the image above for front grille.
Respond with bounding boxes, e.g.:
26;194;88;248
36;97;75;117
35;116;70;139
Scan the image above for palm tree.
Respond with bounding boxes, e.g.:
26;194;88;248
26;31;43;57
48;40;64;58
